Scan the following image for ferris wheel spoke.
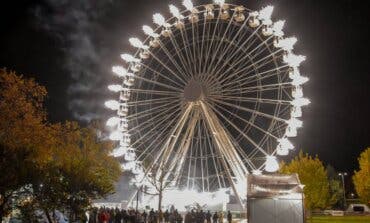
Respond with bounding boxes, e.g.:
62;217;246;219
155;39;191;82
146;51;187;86
127;96;179;106
208;24;264;83
211;101;280;140
129;103;181;133
134;109;182;160
220;64;290;90
219;81;292;95
208;97;286;123
204;101;269;157
134;74;183;92
165;33;193;80
207;15;250;77
202;14;222;75
204;10;237;76
179;25;196;77
208;94;292;106
130;88;180;97
213;37;277;87
126;99;178;119
219;46;282;86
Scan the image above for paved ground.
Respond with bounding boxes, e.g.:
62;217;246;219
307;216;370;223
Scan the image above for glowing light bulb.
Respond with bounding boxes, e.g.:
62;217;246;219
153;13;166;26
121;53;140;63
277;144;289;156
169;5;184;19
108;85;123;92
292;86;303;98
278;138;294;150
286;117;303;129
129;38;149;50
105;100;120;110
291;106;302;118
283;53;306;67
214;0;225;5
292;76;309;86
109;131;123;141
258;5;274;25
106;117;120;127
272;20;285;37
183;0;194;11
291;98;311;107
285;126;297;137
142;25;159;38
112;66;127;77
265;155;279;172
275;37;297;51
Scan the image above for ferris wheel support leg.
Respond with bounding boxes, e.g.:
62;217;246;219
199;102;247;208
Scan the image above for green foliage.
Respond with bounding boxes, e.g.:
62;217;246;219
326;165;344;208
353;147;370;204
280;151;331;210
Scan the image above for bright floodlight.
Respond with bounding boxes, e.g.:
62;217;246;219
284;53;306;67
108;85;123;92
291;98;311;107
258;5;274;24
286;117;303;129
214;0;225;5
129;38;148;50
272;20;285;37
278;138;294;150
292;76;309;86
142;25;159;38
153;13;166;26
112;66;127;77
276;37;297;51
169;5;183;19
109;131;123;141
105;100;120;110
106;117;121;127
121;53;140;63
265;156;279;172
183;0;194;11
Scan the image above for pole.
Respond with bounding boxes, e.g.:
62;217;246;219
338;172;347;209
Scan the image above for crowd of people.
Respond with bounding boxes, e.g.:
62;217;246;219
87;208;233;223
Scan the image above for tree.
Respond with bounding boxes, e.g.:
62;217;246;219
144;163;173;211
326;165;344;208
0;69;52;221
280;151;331;211
31;122;121;222
0;70;121;222
353;147;370;204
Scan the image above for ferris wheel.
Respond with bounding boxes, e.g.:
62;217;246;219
105;0;309;204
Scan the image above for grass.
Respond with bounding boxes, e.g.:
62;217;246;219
307;216;370;223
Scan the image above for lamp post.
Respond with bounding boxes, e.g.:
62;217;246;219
338;172;347;209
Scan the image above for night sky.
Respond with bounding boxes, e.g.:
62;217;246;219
0;0;369;176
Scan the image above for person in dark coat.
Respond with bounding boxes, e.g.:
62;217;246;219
205;211;211;223
164;210;170;223
212;212;218;223
226;211;232;223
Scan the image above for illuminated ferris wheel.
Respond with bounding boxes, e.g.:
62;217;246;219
105;0;309;203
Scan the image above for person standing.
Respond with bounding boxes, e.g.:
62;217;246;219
212;212;218;223
218;212;223;223
205;211;211;223
226;211;232;223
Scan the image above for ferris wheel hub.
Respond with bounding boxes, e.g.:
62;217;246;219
183;79;205;102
